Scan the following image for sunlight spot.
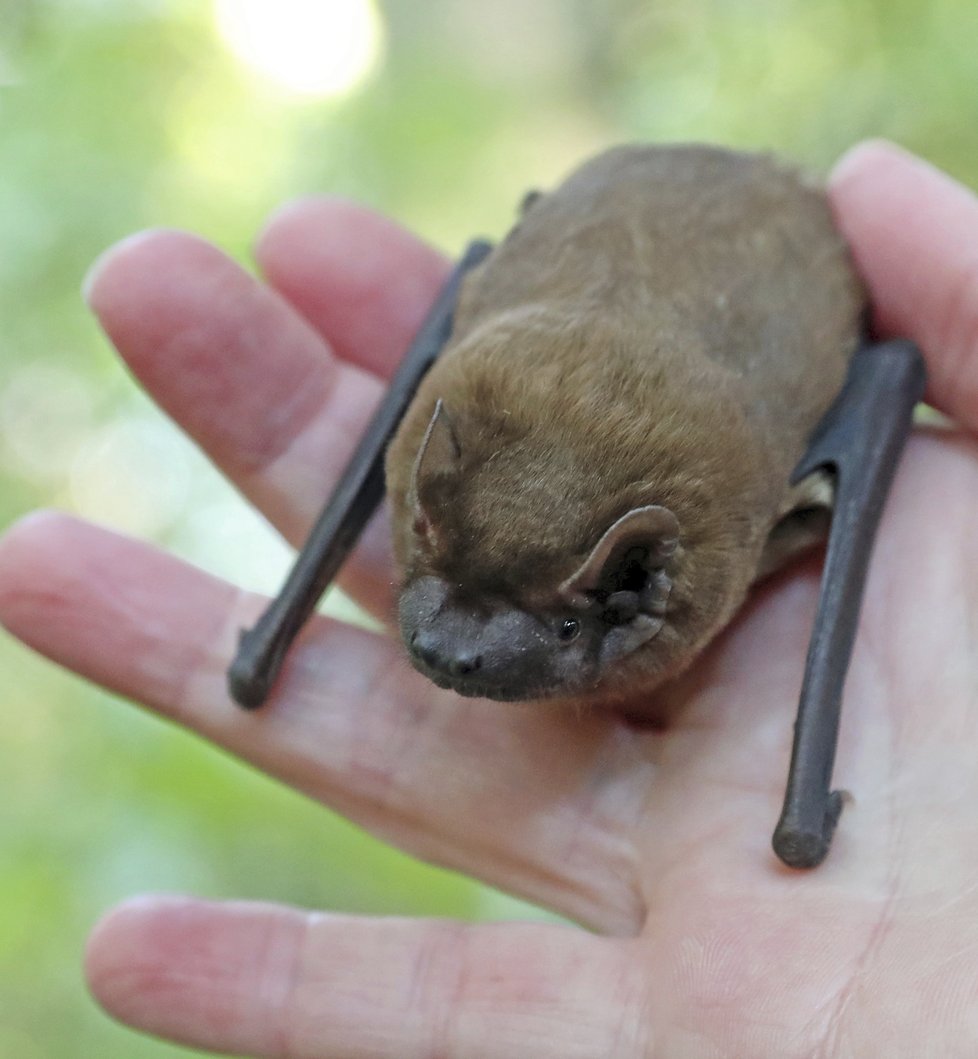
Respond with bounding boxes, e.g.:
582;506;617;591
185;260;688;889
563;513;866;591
214;0;384;99
0;363;96;481
69;415;194;538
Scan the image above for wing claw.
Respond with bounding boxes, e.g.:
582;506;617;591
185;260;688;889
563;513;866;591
774;339;925;868
228;239;493;709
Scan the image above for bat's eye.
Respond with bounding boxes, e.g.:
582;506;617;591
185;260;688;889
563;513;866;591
557;618;581;642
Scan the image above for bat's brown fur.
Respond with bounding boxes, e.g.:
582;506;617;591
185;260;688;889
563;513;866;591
385;144;865;712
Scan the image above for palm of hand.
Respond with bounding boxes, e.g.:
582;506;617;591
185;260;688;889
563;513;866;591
2;142;978;1058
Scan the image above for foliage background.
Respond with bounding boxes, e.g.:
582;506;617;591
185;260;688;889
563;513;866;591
1;0;976;1054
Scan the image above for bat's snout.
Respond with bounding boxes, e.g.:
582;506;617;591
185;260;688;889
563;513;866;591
398;574;576;701
409;629;483;679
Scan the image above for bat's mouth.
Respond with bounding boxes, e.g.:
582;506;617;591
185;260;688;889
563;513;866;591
410;658;567;702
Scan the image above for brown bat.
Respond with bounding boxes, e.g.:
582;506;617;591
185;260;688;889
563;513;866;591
228;144;924;869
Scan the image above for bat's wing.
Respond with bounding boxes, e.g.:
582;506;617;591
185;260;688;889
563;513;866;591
773;339;926;868
227;239;493;709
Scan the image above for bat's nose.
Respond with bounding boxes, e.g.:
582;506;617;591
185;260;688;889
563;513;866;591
409;630;483;678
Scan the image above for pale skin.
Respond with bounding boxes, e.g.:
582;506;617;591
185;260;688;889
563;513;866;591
1;141;978;1057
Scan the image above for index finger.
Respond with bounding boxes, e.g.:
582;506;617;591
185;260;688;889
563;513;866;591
829;140;978;431
84;207;449;617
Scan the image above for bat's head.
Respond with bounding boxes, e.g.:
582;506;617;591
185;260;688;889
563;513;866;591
390;400;685;702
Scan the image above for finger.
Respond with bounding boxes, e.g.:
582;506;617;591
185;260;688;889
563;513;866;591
86;896;642;1059
255;196;450;379
84;222;446;617
829;140;978;431
0;512;646;933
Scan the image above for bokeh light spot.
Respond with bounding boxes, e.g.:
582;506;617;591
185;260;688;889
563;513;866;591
214;0;384;99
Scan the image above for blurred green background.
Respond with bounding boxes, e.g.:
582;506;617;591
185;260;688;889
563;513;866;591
1;0;976;1054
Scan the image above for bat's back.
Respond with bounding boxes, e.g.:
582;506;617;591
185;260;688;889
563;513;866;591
454;144;864;462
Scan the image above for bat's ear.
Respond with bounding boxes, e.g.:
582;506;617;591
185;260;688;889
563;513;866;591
409;400;461;550
559;505;679;609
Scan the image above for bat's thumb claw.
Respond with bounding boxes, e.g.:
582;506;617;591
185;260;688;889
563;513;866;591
228;629;279;710
772;789;845;869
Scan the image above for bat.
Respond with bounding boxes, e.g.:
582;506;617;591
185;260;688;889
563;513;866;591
228;144;925;869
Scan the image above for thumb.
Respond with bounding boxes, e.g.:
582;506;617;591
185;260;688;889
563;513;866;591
830;140;978;433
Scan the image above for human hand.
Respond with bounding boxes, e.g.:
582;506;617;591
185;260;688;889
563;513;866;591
2;141;977;1057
